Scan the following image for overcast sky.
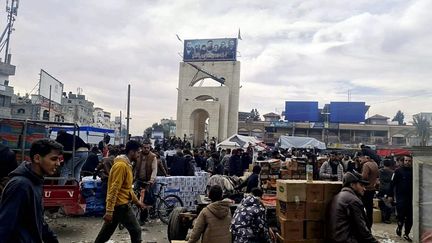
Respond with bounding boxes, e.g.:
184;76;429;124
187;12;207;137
3;0;432;135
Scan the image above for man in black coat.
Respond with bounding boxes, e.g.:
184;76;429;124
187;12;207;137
236;165;261;193
0;143;17;195
170;149;194;176
327;172;378;243
55;130;89;185
229;149;243;177
0;139;63;243
388;155;413;242
361;144;381;165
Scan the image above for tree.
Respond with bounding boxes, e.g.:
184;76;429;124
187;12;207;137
413;115;430;146
392;110;405;125
143;127;152;138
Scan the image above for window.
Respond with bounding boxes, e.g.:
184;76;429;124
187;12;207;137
43;110;49;120
0;95;5;106
17;108;25;114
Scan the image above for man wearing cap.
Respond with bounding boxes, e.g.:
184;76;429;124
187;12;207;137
327;172;378;243
360;154;379;229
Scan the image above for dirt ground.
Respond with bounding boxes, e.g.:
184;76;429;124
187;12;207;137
49;216;169;243
48;215;409;243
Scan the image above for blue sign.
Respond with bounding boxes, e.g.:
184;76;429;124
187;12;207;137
183;38;237;62
329;102;367;123
285;101;319;122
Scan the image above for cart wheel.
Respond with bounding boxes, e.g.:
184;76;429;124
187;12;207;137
167;207;188;241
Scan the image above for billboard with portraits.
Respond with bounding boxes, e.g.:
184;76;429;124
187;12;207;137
183;38;237;62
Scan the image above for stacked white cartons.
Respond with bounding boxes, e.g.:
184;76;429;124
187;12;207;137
155;172;210;210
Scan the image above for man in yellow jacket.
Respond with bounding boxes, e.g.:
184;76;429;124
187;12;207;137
95;140;145;243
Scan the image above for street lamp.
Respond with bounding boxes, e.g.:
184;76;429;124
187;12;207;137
321;112;331;145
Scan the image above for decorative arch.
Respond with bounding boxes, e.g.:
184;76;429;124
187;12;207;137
195;95;217;101
190;77;224;87
189;109;211;146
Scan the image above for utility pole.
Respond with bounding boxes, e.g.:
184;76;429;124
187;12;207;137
48;85;52;121
119;110;123;144
125;84;131;141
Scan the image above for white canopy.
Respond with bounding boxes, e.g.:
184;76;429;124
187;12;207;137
278;135;326;150
217;134;265;150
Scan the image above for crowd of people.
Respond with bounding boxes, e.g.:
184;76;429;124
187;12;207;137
0;132;415;242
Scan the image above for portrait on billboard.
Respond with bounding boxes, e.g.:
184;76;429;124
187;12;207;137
183;38;237;62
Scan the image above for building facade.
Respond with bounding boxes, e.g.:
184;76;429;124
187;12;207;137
0;61;16;118
238;115;421;147
61;92;94;125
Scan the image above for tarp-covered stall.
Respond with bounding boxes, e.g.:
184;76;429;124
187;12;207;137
217;134;266;151
277;135;326;150
50;126;115;145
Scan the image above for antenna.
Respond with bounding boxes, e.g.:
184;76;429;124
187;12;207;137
77;87;83;95
1;0;19;63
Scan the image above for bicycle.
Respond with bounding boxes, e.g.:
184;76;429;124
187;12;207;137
132;180;184;225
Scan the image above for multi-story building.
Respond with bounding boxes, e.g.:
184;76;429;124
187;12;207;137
0;60;16;118
238;115;418;147
61;92;94;125
11;94;63;121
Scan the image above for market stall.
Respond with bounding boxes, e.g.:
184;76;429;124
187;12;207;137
217;134;267;151
277;135;326;150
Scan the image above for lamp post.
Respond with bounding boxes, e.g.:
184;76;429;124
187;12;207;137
322;112;331;145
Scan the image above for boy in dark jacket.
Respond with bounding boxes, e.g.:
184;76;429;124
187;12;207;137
0;139;63;243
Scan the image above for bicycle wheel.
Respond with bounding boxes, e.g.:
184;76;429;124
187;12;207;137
157;195;184;224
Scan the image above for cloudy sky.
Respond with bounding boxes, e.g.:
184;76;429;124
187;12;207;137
3;0;432;135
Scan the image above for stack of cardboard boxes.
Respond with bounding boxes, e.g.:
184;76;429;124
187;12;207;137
259;159;281;189
280;159;307;180
276;180;342;243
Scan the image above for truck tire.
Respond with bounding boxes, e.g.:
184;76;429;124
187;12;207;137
167;207;188;241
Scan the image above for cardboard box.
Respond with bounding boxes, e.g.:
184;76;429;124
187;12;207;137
277;200;306;220
288;160;299;171
373;198;379;209
280;169;294;179
305;221;324;239
306;182;325;202
277;180;307;202
373;209;381;223
305;202;325;220
323;182;342;202
279;217;304;240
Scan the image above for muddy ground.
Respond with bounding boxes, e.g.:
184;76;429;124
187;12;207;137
48;215;409;243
